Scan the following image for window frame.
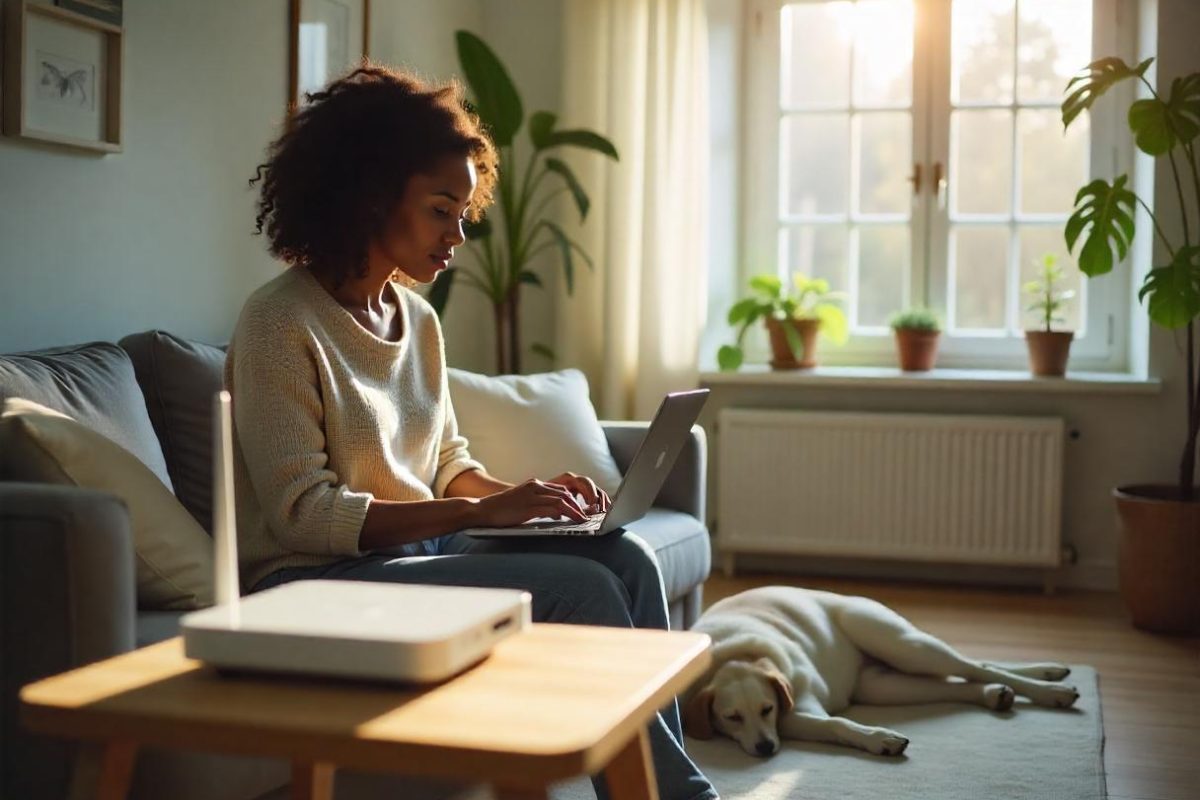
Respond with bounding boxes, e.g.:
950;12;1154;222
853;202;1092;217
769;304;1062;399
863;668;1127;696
737;0;1137;371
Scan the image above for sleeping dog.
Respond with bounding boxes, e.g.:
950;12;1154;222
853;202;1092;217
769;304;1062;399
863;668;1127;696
681;586;1079;757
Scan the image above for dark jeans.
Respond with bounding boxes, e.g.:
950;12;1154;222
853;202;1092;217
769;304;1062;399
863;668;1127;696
253;530;717;800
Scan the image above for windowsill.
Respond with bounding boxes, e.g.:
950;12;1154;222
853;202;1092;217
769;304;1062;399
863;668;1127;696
698;365;1162;395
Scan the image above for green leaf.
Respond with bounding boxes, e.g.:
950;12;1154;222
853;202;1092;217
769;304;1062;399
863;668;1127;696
455;31;524;147
544;158;590;220
781;321;804;360
464;217;492;241
749;274;782;299
530;342;556;361
1064;176;1137;277
1128;74;1200;154
1062;57;1153;130
529;111;557;149
727;297;761;326
539;220;583;293
427;267;456;318
518;270;543;287
814;303;849;345
717;345;743;371
1139;245;1200;328
537;129;619;160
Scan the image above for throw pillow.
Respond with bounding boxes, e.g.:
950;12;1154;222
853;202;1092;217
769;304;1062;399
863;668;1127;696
0;398;215;610
446;368;624;496
119;331;227;534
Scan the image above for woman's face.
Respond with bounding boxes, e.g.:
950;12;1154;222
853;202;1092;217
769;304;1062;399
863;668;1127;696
374;154;478;285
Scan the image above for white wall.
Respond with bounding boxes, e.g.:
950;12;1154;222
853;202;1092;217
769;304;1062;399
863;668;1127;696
0;0;287;351
700;0;1199;592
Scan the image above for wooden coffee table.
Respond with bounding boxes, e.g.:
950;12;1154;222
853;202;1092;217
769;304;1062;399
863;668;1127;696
20;624;711;800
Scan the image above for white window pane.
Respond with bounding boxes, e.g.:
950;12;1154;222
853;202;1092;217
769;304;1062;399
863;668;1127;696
1017;0;1092;103
783;113;850;216
952;226;1010;330
783;225;849;294
952;110;1013;215
853;0;913;106
951;0;1015;105
1019;109;1089;214
782;2;852;108
857;225;910;327
1018;225;1085;333
859;112;912;215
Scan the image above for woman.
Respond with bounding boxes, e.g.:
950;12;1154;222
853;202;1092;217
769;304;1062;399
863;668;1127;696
227;65;717;800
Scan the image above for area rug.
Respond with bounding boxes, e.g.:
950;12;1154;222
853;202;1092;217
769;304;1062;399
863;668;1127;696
548;664;1105;800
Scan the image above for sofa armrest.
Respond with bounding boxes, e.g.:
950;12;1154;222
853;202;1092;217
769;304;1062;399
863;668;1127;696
0;482;137;799
600;422;707;521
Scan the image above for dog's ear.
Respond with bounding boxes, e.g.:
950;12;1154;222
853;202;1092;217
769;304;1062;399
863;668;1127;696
755;657;795;714
681;685;716;740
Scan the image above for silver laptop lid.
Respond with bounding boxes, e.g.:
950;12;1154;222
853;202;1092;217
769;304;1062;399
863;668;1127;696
597;388;709;535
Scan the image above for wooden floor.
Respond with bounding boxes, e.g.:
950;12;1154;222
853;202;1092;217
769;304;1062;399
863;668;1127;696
701;572;1200;800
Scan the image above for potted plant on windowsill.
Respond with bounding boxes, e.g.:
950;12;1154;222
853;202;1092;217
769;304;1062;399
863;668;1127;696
717;273;848;371
1023;254;1076;377
889;308;941;372
1062;56;1200;633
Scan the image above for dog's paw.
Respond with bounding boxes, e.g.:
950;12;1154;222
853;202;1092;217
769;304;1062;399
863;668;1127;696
983;683;1016;711
867;729;910;756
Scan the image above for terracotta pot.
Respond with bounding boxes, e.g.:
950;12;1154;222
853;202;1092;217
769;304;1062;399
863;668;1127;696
1024;330;1074;376
893;329;940;372
1114;485;1200;634
765;317;820;369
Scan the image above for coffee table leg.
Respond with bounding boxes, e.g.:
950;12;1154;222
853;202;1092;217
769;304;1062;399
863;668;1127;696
69;741;138;800
602;727;659;800
291;761;336;800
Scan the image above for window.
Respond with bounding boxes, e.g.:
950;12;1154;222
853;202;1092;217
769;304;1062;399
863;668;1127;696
739;0;1132;369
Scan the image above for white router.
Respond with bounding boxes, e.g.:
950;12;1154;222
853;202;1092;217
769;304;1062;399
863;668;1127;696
180;391;531;684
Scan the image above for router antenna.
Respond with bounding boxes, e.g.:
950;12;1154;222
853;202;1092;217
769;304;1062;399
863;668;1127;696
213;391;240;607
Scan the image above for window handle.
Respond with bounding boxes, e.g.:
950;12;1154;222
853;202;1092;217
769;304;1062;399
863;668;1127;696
908;163;922;195
933;161;948;210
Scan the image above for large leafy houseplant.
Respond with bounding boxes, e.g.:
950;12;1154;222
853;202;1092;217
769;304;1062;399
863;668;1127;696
1062;56;1200;632
430;31;619;374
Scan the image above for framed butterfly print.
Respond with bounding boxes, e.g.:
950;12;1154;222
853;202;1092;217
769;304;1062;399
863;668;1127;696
288;0;370;111
1;0;123;153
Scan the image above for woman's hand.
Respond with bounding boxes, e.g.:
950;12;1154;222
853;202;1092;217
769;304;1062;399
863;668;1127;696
546;472;611;514
472;478;593;528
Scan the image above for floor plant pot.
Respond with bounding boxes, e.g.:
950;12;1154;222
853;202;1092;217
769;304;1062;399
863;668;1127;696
1025;331;1074;376
765;318;820;369
894;329;940;372
1114;485;1200;634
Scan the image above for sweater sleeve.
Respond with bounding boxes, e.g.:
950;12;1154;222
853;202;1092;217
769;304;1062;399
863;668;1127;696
432;386;484;498
230;342;370;556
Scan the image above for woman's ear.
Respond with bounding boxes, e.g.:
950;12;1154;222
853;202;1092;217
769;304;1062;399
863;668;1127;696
681;685;716;740
755;657;795;714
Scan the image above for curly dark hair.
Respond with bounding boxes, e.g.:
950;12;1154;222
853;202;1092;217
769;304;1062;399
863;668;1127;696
251;64;499;287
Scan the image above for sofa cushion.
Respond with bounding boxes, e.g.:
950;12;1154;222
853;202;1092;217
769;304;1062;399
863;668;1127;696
622;508;711;603
0;342;174;491
120;331;226;534
447;368;625;496
0;399;214;610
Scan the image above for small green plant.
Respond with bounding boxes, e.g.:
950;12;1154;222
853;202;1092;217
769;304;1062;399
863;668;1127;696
1022;254;1076;332
717;272;849;371
888;307;941;333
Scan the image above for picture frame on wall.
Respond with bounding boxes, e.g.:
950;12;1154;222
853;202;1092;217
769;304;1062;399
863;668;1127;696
54;0;122;26
289;0;370;110
1;0;123;153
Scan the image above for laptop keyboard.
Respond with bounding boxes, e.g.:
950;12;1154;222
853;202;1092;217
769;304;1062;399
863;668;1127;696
524;512;606;531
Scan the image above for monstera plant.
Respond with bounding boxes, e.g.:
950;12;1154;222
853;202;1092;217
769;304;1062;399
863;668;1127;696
429;31;619;375
1062;56;1200;633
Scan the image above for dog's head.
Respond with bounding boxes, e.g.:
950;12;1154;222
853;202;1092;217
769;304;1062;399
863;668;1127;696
682;656;795;757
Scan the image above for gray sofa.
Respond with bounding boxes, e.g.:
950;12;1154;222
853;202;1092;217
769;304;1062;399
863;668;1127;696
0;331;712;800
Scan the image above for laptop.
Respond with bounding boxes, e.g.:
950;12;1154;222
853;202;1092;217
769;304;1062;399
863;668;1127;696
180;391;532;684
460;388;710;538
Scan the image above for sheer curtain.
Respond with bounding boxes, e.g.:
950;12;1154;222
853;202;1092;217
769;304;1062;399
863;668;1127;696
555;0;709;420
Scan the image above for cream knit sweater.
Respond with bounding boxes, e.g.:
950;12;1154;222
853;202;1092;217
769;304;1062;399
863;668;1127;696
224;266;483;591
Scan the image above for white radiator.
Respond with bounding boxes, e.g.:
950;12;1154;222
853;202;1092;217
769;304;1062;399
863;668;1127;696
717;409;1064;569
